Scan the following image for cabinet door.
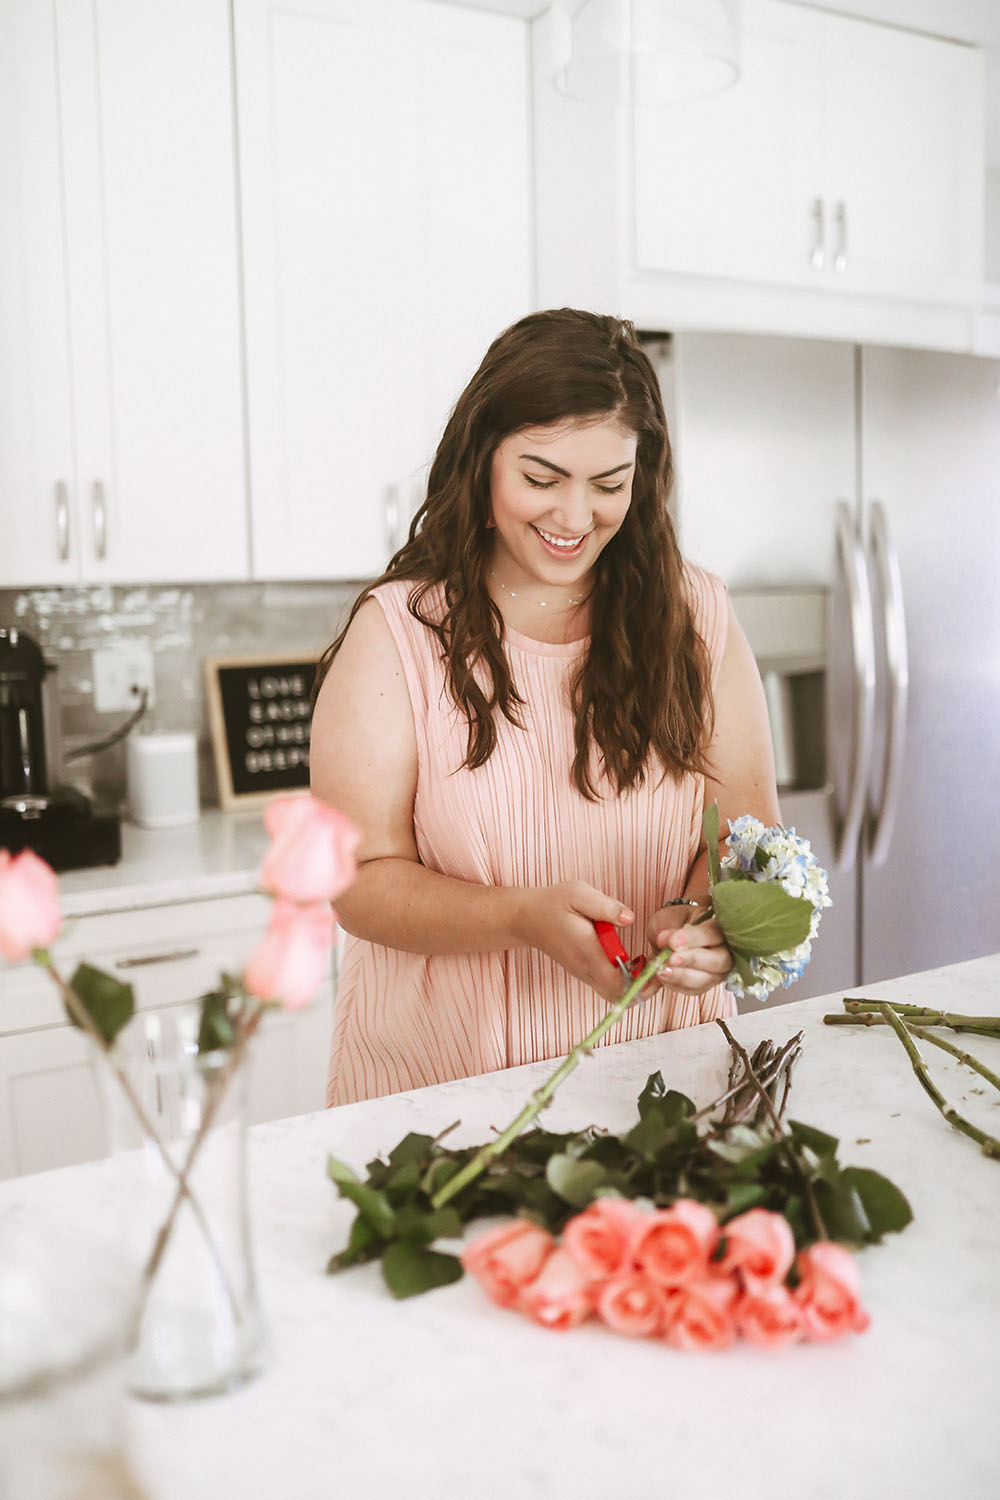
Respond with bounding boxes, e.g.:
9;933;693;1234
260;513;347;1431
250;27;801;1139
822;14;984;304
55;0;249;583
0;0;77;587
634;0;824;289
236;0;532;580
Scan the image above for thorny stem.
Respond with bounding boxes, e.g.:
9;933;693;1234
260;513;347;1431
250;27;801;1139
843;999;1000;1036
431;949;674;1209
825;1012;1000;1094
716;1019;828;1241
861;1003;1000;1161
37;953;244;1328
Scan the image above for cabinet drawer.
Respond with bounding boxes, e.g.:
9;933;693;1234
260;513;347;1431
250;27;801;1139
0;893;288;1035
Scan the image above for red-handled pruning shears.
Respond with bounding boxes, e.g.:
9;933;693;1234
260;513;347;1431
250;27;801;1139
592;920;647;989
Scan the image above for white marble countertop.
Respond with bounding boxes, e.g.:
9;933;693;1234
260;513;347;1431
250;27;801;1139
58;809;270;917
5;954;1000;1499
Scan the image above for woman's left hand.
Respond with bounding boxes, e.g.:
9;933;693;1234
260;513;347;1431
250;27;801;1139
646;904;732;995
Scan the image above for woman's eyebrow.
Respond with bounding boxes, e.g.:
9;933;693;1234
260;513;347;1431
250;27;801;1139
518;455;635;480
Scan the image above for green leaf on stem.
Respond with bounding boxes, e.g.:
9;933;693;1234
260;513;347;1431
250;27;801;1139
66;963;134;1046
788;1120;840;1162
197;989;236;1053
388;1132;438;1168
812;1179;872;1244
327;1156;397;1238
546;1155;612;1206
709;880;813;958
703;802;723;887
327;1213;382;1272
839;1167;913;1239
393;1205;463;1245
381;1240;463;1299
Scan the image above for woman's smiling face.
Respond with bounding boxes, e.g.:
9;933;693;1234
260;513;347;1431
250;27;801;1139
487;415;638;602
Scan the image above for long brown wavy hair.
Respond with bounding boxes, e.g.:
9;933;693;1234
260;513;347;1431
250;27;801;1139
315;308;713;799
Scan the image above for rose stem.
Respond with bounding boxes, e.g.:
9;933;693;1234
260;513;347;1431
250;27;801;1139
430;948;673;1210
715;1019;828;1241
824;1013;1000;1094
843;999;1000;1035
36;953;243;1325
139;1007;266;1305
868;1002;1000;1160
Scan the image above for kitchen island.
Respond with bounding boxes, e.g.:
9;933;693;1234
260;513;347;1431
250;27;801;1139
4;954;1000;1500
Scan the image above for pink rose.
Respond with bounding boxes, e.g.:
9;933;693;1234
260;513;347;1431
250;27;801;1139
242;898;334;1010
716;1208;797;1290
518;1247;594;1331
461;1221;555;1309
793;1242;871;1341
595;1274;671;1338
633;1199;720;1288
561;1198;647;1282
0;848;62;961
734;1283;804;1349
664;1275;738;1353
259;795;359;906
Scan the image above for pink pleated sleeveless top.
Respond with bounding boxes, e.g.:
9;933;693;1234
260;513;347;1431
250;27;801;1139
326;562;733;1107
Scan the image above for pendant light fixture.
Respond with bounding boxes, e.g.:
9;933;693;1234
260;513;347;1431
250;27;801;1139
551;0;743;107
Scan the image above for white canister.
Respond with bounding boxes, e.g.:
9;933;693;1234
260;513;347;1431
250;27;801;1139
126;732;201;829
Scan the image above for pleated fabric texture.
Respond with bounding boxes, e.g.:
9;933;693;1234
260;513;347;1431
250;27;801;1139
326;563;732;1106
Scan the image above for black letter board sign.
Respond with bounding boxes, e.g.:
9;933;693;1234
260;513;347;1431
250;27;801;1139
204;652;321;808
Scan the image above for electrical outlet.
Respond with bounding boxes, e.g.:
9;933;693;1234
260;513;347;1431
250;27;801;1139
92;645;156;714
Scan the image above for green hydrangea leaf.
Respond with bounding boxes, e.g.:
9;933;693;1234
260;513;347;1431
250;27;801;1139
381;1241;464;1299
66;962;134;1046
709;879;813;958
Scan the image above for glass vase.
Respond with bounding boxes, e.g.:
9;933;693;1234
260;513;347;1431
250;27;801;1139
101;1005;269;1402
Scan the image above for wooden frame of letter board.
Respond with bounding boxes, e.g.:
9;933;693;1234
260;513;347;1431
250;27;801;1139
203;651;321;809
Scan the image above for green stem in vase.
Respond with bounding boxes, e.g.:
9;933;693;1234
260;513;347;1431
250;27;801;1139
38;954;247;1331
430;949;673;1211
870;1002;1000;1160
137;1006;265;1312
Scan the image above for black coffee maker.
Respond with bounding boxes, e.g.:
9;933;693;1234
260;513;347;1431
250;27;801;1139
0;627;120;871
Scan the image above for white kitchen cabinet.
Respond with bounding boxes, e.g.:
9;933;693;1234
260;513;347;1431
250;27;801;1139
0;893;335;1178
534;0;984;348
0;0;248;588
235;0;533;580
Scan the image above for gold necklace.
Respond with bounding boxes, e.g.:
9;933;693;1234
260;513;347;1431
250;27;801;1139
489;569;586;609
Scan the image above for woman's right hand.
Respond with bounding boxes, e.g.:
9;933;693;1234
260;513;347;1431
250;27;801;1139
512;881;635;1004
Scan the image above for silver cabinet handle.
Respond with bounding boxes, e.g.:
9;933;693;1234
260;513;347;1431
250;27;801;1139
834;500;876;871
867;500;909;868
92;480;107;560
55;481;70;561
834;200;848;272
114;947;200;970
810;197;825;270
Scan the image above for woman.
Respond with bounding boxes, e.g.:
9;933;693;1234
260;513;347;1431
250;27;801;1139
311;309;780;1106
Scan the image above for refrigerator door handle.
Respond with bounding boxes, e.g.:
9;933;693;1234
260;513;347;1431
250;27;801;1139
834;500;876;871
867;500;910;867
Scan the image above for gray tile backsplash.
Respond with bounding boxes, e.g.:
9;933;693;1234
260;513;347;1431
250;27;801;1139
0;581;361;811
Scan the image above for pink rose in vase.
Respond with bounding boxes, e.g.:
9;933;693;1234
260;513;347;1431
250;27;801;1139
243;898;335;1011
259;794;360;906
0;848;62;961
460;1221;555;1309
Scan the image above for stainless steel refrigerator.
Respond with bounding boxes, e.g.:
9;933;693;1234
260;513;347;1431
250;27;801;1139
648;332;1000;1004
